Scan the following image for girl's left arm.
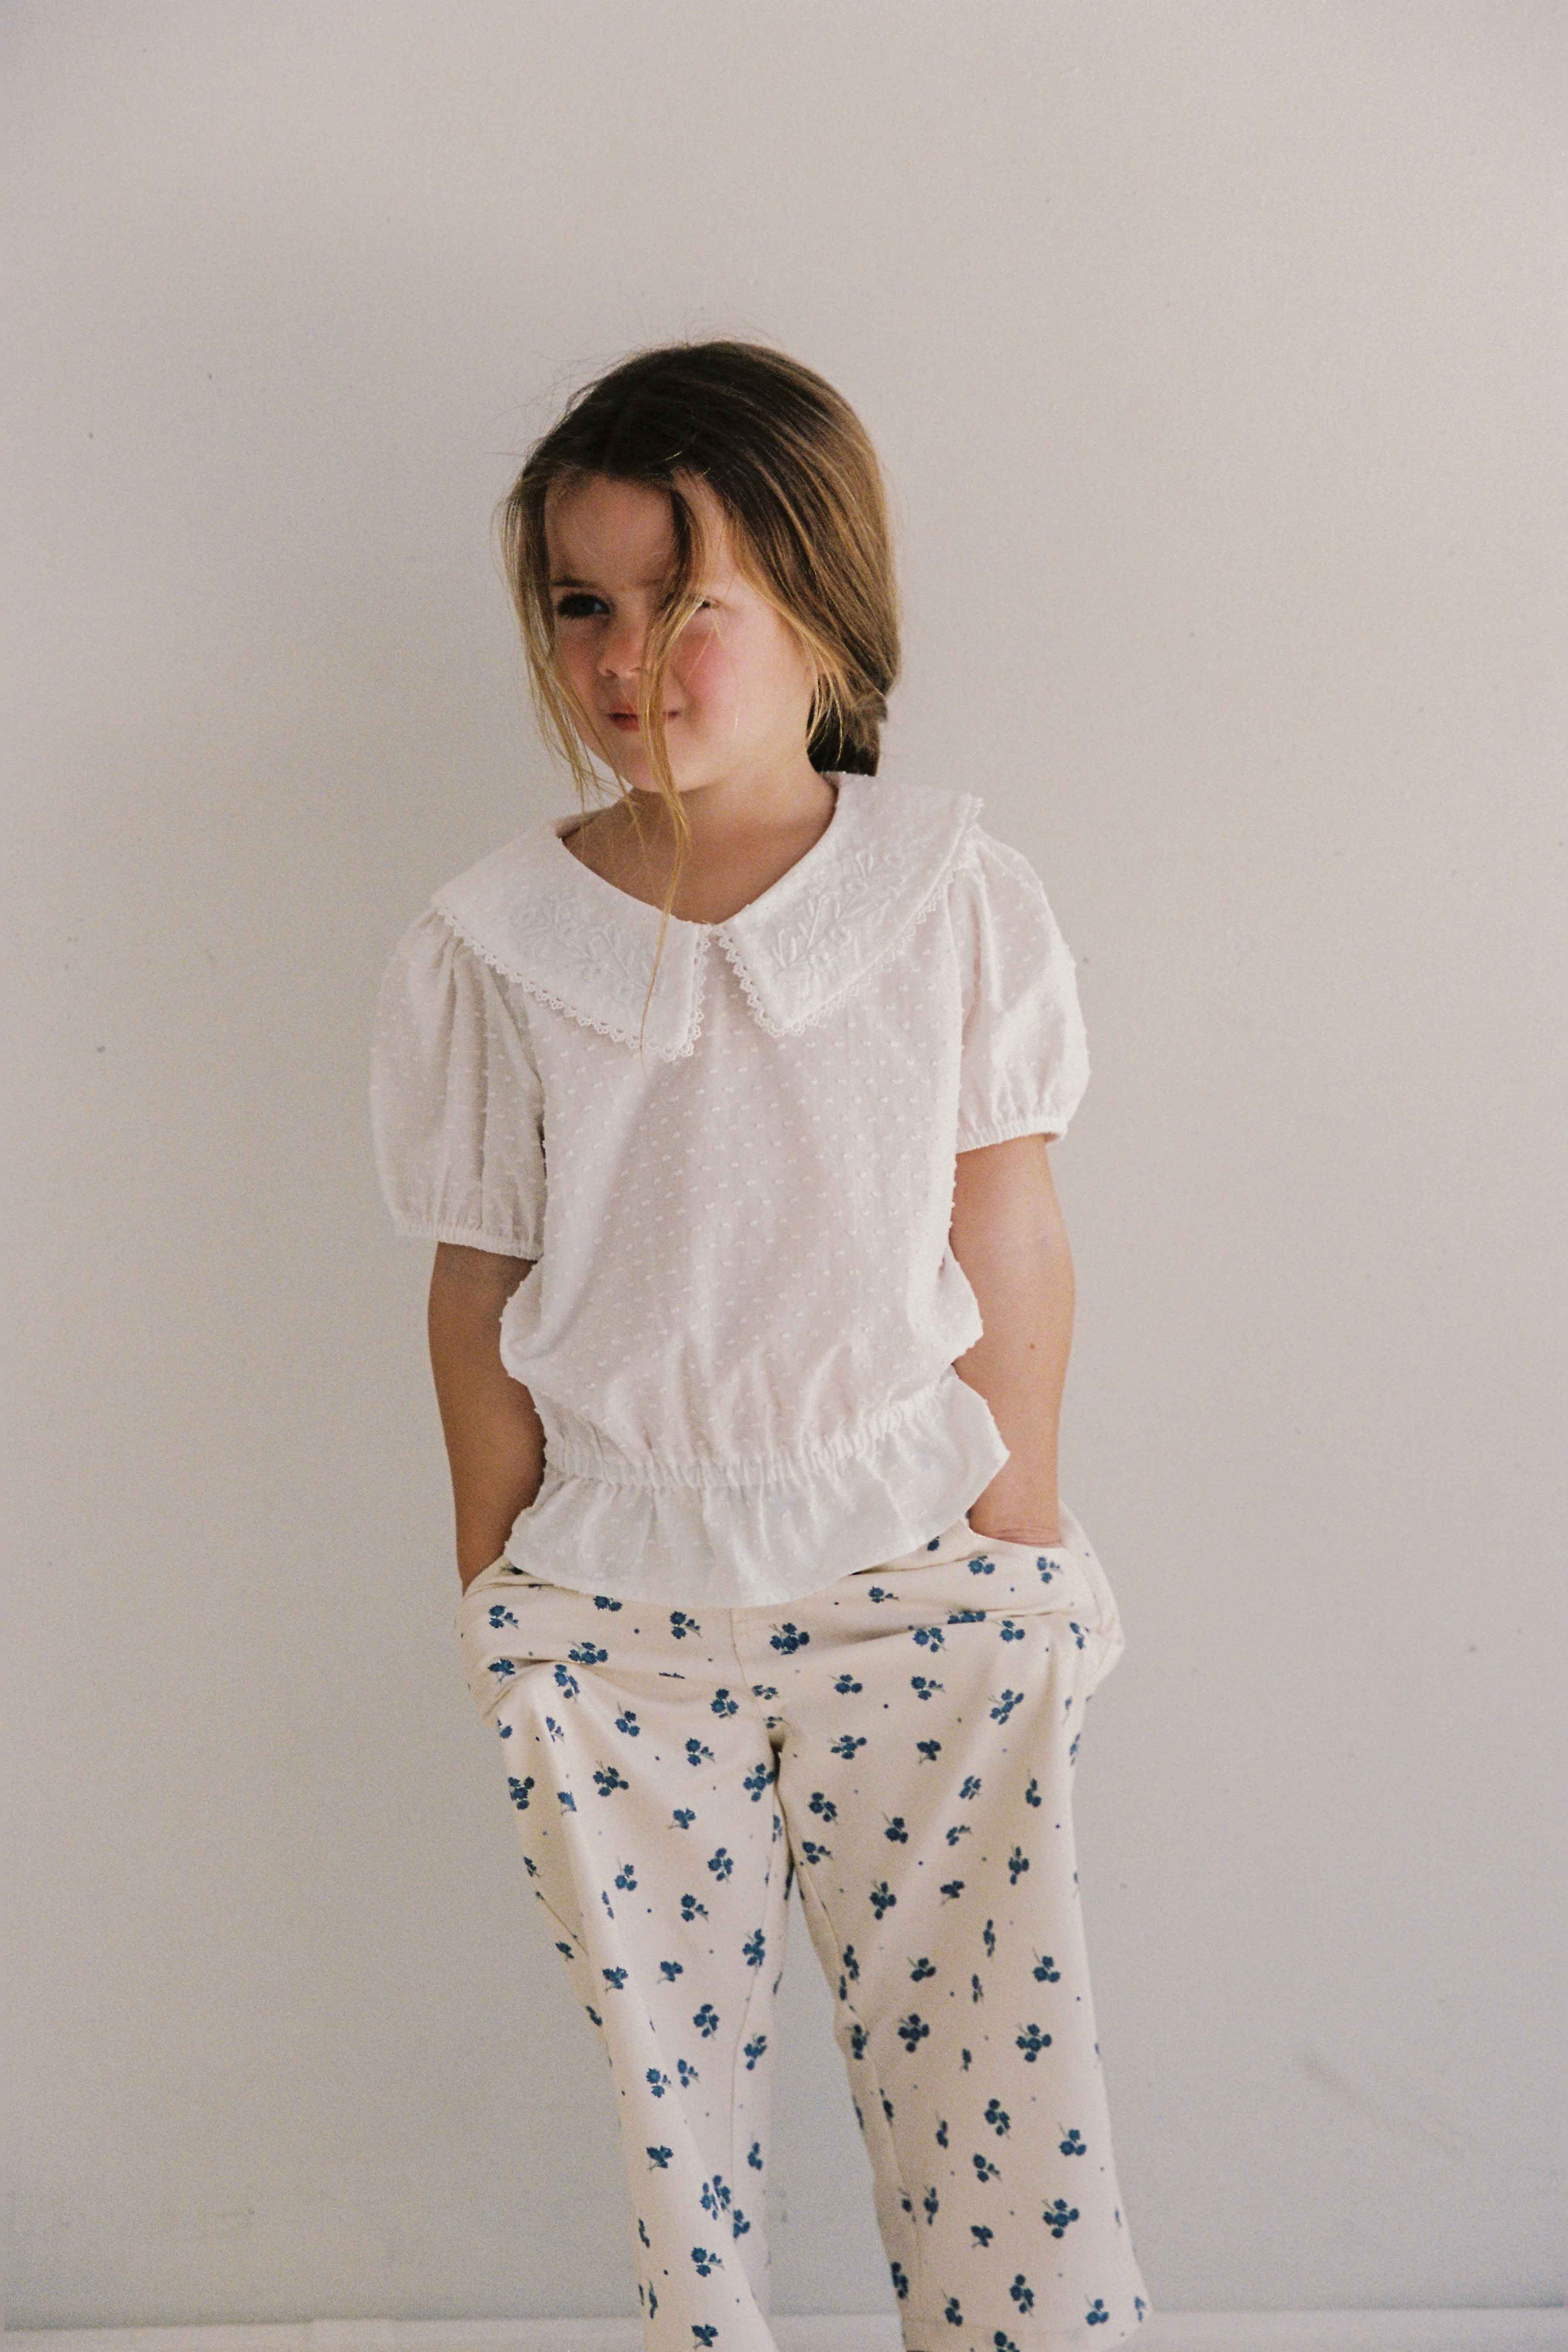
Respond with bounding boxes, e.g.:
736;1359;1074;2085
948;1132;1074;1548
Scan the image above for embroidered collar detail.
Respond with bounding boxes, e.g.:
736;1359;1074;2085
432;773;985;1059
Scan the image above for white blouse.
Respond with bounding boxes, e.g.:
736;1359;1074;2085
369;770;1090;1609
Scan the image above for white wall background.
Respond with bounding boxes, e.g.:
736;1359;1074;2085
4;0;1563;2331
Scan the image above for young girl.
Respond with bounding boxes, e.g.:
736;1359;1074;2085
370;341;1150;2351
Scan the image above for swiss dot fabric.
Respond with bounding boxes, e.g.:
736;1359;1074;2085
368;773;1091;1609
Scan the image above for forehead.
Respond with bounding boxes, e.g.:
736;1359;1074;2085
545;471;737;582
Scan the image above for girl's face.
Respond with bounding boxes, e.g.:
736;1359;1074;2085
545;471;820;798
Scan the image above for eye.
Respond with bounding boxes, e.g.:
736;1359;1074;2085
553;593;604;619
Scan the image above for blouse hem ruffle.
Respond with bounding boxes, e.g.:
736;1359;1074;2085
499;1368;1015;1610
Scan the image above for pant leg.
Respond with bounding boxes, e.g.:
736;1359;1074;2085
454;1558;792;2352
733;1508;1151;2351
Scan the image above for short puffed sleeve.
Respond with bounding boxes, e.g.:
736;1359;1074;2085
368;906;545;1258
949;830;1090;1150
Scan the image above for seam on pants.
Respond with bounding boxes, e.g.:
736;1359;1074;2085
722;1609;786;2201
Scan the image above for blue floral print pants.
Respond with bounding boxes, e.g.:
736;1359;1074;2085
453;1502;1151;2352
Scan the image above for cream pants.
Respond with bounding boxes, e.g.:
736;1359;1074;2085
454;1504;1151;2352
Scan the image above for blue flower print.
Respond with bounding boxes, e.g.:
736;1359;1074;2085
614;1706;641;1737
747;2138;764;2170
690;2245;723;2277
1007;1845;1030;1885
884;1816;909;1843
967;1552;997;1576
551;1663;580;1700
741;1928;766;1968
706;1846;733;1880
1010;2275;1035;2313
809;1789;838;1822
922;2183;939;2224
991;1688;1024;1725
710;1688;739;1718
947;1605;987;1624
679;1893;708;1922
742;2033;767;2071
962;1775;983;1801
911;1623;946;1652
741;1762;771;1801
672;1807;696;1829
1016;2022;1052;2061
1086;2298;1110;2327
485;1657;519;1685
896;2013;930;2052
769;1622;810;1654
692;2003;720;2038
970;1973;984;2003
602;1966;628;1989
910;1675;945;1700
972;2151;1001;2184
506;1775;534;1810
557;1790;577;1813
944;1822;972;1847
568;1639;608;1666
1032;1951;1060;1982
645;2068;671;2097
998;1619;1026;1644
833;1671;863;1693
684;1737;715;1767
1067;1620;1089;1652
840;1941;860;1979
982;1917;996;1957
869;1880;897;1918
484;1601;518;1629
646;2145;673;2168
916;1737;943;1761
594;1764;630;1797
800;1839;832;1864
614;1860;638;1891
939;1877;965;1901
830;1733;867;1759
1060;2127;1086;2155
1024;1775;1042;1808
984;2097;1011;2135
669;1610;702;1640
1042;2196;1080;2237
910;1955;936;1982
658;1959;682;1982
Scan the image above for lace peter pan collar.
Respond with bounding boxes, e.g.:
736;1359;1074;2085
431;772;985;1059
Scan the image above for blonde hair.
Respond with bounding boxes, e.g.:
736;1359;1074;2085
494;339;902;1052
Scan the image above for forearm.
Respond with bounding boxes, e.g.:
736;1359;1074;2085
427;1248;546;1589
948;1137;1075;1546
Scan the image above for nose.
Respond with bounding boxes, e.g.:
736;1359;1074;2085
597;611;647;680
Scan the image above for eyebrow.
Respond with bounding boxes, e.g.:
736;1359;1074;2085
548;574;677;590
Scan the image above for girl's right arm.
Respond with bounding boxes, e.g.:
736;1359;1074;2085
427;1241;546;1594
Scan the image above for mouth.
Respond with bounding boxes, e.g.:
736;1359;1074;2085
608;712;681;730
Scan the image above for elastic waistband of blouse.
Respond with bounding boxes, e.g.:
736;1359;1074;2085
534;1378;967;1494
